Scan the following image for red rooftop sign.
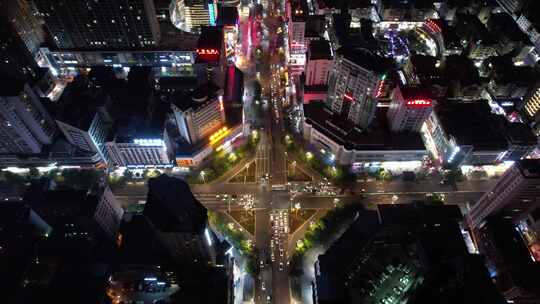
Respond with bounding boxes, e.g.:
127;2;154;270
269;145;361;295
406;99;432;108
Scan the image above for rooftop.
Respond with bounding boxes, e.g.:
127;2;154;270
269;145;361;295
315;0;370;9
481;215;540;295
217;7;239;26
117;215;171;264
504;122;537;146
308;40;333;60
290;0;308;22
516;159;540;178
26;189;99;218
171;81;222;112
442;55;481;87
398;85;432;101
49;21;198;52
337;47;393;74
54;76;109;130
144;175;207;234
409;54;443;85
487;13;529;43
305;15;326;39
435;101;508;151
197;26;223;52
315;202;484;304
0;78;26;96
304;102;426;151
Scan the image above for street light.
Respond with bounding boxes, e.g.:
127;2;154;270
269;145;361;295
200;170;206;183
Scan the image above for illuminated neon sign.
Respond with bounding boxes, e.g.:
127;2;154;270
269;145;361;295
406;99;432;108
343;93;353;101
209;126;230;145
208;0;216;26
424;19;441;33
134;139;165;146
197;48;219;55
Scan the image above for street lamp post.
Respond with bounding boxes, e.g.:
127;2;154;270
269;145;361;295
200;170;206;183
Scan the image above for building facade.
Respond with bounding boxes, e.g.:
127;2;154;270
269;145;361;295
171;0;215;33
33;0;161;49
303;102;427;166
0;81;55;154
387;85;433;132
94;186;124;238
520;82;540;135
56;110;110;164
467;159;540;230
0;0;46;59
326;48;389;128
0;18;42;83
171;85;226;145
106;138;170;167
43;48;195;71
305;40;333;87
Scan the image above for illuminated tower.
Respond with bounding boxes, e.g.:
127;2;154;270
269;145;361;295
387;85;433;132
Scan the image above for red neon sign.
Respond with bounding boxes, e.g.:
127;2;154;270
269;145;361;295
406;99;432;108
425;19;441;33
343;93;353;101
196;48;219;55
375;80;385;98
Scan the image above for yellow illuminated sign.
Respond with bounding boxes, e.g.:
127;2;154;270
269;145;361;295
209;126;230;145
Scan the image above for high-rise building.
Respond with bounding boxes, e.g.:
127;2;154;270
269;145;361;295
171;82;225;145
0;19;57;99
326;47;391;128
287;0;307;55
171;0;216;33
0;19;41;82
305;40;333;87
387;85;433;132
474;215;540;302
468;159;540;230
55;77;112;164
0;79;56;154
33;0;161;49
144;174;216;264
0;0;46;61
26;186;124;239
312;202;506;304
286;0;307;75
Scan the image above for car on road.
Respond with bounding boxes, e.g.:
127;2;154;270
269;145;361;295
261;281;266;290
